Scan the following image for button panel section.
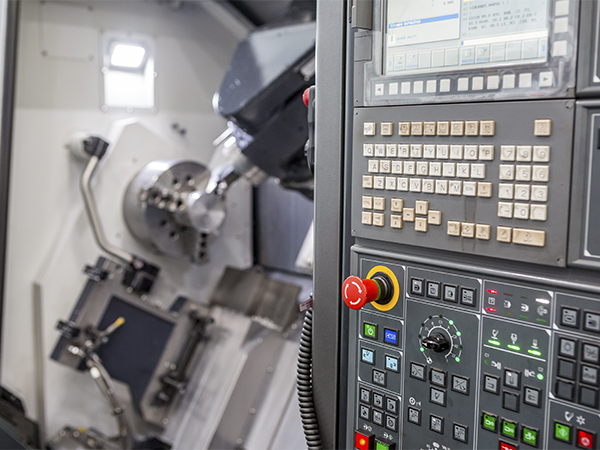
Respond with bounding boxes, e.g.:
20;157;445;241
478;317;549;449
349;253;600;450
353;101;574;267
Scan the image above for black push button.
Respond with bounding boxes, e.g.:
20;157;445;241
430;368;447;387
582;343;600;364
502;391;520;412
359;387;371;404
557;359;576;380
504;369;521;389
372;408;384;426
453;423;468;443
385;396;398;414
524;386;542;408
426;281;441;299
460;287;476;306
558;337;577;358
410;362;426;381
483;374;500;395
443;284;458;303
359;404;371;421
411;278;424;296
373;392;384;409
580;386;599;408
555;379;575;402
385;414;398;432
560;307;579;328
430;414;444;434
407;407;421;425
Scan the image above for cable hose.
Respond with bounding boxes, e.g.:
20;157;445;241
297;308;323;450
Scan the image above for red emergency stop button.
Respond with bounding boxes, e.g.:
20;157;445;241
577;429;595;449
303;88;311;107
355;430;374;450
343;276;381;310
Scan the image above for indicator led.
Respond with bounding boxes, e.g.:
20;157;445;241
528;349;542;356
536;298;550;304
486;289;498;294
420;347;425;352
508;344;521;351
449;320;454;325
457;331;462;336
485;307;498;313
537;373;544;380
488;339;501;346
455;357;460;362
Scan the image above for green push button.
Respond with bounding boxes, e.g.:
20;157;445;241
364;322;377;339
482;413;497;432
522;426;538;447
501;420;516;439
375;437;395;450
376;440;389;450
554;422;571;443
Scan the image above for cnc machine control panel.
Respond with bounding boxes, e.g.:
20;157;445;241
338;0;600;449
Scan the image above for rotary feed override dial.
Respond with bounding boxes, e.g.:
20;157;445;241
419;315;463;364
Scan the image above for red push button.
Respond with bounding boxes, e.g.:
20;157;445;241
303;88;311;107
343;276;381;310
577;429;595;449
500;441;517;450
355;430;374;450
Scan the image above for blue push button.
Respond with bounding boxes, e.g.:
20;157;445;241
384;328;398;346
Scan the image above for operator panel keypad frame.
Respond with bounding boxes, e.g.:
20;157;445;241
352;100;574;267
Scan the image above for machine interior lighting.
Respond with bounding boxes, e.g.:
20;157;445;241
110;44;146;68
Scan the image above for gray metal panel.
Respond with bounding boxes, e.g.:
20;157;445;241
569;100;600;269
312;0;347;447
576;0;600;97
353;100;575;267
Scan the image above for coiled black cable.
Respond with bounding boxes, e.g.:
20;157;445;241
297;307;323;450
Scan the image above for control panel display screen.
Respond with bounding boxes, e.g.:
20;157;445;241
385;0;549;76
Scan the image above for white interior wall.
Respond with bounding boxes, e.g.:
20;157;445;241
1;0;253;436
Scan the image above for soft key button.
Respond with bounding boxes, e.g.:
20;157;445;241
437;121;450;135
512;228;546;247
465;121;479;136
411;122;424;136
364;123;376;136
480;120;495;136
424;122;437;135
381;122;393;136
451;121;465;136
399;122;411;136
